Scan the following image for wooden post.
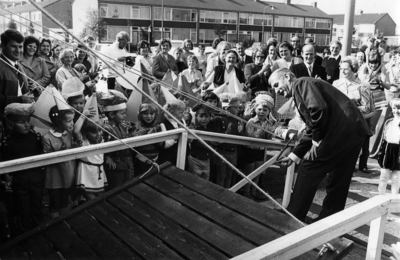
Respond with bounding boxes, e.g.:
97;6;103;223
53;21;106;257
282;163;295;208
176;130;188;170
366;212;387;260
342;0;356;56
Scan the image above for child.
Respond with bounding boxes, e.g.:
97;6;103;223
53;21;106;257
98;90;131;190
1;103;45;234
187;104;219;180
132;103;165;177
202;90;221;118
42;105;76;219
377;98;400;195
159;99;187;166
212;97;245;188
73;110;107;201
182;55;204;94
62;77;85;123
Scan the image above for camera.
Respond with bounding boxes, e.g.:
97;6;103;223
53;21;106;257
125;56;136;67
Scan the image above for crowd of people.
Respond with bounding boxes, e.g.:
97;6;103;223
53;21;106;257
0;26;399;247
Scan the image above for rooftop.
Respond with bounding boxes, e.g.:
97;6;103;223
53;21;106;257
0;0;59;14
330;13;392;25
99;0;331;19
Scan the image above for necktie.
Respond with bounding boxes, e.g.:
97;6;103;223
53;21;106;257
308;65;312;77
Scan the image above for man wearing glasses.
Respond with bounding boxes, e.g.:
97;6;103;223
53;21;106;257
291;35;302;58
101;31;130;89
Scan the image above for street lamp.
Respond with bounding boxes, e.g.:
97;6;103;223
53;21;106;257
262;6;269;43
161;0;164;39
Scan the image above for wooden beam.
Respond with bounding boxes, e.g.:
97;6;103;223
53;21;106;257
231;196;396;260
0;129;185;174
366;213;387;260
282;163;295;208
229;155;278;192
176;131;188;170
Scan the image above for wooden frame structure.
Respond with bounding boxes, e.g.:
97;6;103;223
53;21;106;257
0;129;398;259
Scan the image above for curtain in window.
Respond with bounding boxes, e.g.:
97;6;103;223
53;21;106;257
108;4;130;18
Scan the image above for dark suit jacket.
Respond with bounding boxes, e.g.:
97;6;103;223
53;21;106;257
0;54;29;117
236;55;253;71
213;65;245;86
314;55;323;67
290;62;327;81
152;54;179;80
291;78;371;161
244;63;271;94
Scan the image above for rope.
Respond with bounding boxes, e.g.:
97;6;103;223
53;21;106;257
0;7;285;139
0;57;161;174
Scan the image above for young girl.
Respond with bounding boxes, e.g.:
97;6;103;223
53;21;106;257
132;103;165;177
377;98;400;195
42;106;76;219
159;100;187;166
73;111;107;201
242;95;275;200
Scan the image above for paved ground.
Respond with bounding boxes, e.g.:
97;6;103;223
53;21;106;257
256;157;400;252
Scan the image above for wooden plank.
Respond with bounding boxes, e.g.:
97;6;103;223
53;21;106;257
128;182;255;257
66;210;139;260
145;174;281;244
176;131;188;169
109;192;228;260
366;213;388;260
21;234;61;260
88;202;183;260
282;162;295;208
161;166;353;260
0;244;29;260
229;155;278;192
45;221;99;260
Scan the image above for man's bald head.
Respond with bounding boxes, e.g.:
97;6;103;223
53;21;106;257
269;68;295;84
268;68;296;98
302;44;315;65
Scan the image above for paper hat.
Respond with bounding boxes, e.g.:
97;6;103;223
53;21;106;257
61;77;84;99
97;89;127;112
126;79;143;123
83;94;100;122
177;73;196;107
205;70;215;83
116;65;140;90
255;93;274;110
5;103;35;122
161;86;177;104
31;85;70;129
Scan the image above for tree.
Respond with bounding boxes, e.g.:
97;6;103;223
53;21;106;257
29;21;35;35
7;19;17;30
80;8;107;41
214;25;227;39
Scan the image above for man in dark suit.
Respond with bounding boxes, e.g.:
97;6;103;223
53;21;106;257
291;35;302;58
269;69;371;222
290;45;327;81
236;42;253;71
304;37;323;66
0;29;31;121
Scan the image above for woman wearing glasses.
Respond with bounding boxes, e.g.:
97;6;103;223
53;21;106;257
244;47;274;100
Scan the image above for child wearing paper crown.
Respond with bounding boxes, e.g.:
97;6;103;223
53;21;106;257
98;90;131;190
42;105;76;219
131;103;166;177
242;94;275;200
1;103;45;234
62;77;86;123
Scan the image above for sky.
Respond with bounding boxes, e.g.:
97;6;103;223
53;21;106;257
270;0;400;35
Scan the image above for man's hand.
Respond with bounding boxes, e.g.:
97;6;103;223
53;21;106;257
105;157;116;169
21;93;34;103
389;242;400;260
305;144;318;160
276;157;293;168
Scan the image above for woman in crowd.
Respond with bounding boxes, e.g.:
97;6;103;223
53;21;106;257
264;41;278;67
39;38;59;88
152;38;179;80
72;44;92;72
135;40;153;76
174;47;188;73
55;48;81;90
205;41;232;78
207;37;224;63
244;47;274;99
271;41;302;71
181;38;194;67
196;44;208;76
20;35;50;89
51;43;63;67
213;50;245;86
356;51;366;68
333;56;374;172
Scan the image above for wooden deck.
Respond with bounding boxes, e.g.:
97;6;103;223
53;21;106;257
0;163;356;259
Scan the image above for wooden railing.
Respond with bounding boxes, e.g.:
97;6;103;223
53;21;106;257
1;128;397;259
232;195;400;260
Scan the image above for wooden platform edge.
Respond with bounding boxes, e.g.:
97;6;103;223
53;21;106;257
0;162;171;253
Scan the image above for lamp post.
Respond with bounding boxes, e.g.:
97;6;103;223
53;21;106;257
161;0;164;39
262;6;268;43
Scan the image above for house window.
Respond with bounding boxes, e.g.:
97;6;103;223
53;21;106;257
305;18;316;28
274;16;279;26
292;17;298;27
106;25;130;42
100;4;108;17
223;12;236;24
200;11;236;24
200;12;205;22
326;35;331;45
190;29;197;43
170;8;197;22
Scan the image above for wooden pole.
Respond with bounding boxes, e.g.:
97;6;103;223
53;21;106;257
342;0;356;56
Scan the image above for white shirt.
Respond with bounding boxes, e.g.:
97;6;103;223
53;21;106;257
384;117;400;144
305;62;314;77
181;68;203;84
224;67;236;83
101;42;129;78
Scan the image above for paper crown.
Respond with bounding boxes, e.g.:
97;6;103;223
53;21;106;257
61;77;84;99
83;94;100;122
176;73;196;107
255;93;275;110
126;78;158;123
5;103;35;122
97;89;127;112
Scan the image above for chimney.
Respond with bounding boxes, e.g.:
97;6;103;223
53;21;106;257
311;2;317;7
283;0;291;5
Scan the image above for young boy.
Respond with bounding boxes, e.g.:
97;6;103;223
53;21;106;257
202;90;220;119
62;77;86;123
182;55;204;95
1;103;45;235
97;90;131;190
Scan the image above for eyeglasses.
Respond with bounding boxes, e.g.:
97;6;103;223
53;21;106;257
255;56;265;59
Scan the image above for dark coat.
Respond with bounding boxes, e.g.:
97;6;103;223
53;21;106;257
244;63;271;94
0;53;29;118
291;78;372;161
314;55;323;67
152;53;179;80
290;62;327;81
213;65;245;86
236;55;253;71
322;56;341;84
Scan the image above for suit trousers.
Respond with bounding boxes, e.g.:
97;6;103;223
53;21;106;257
287;137;365;221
